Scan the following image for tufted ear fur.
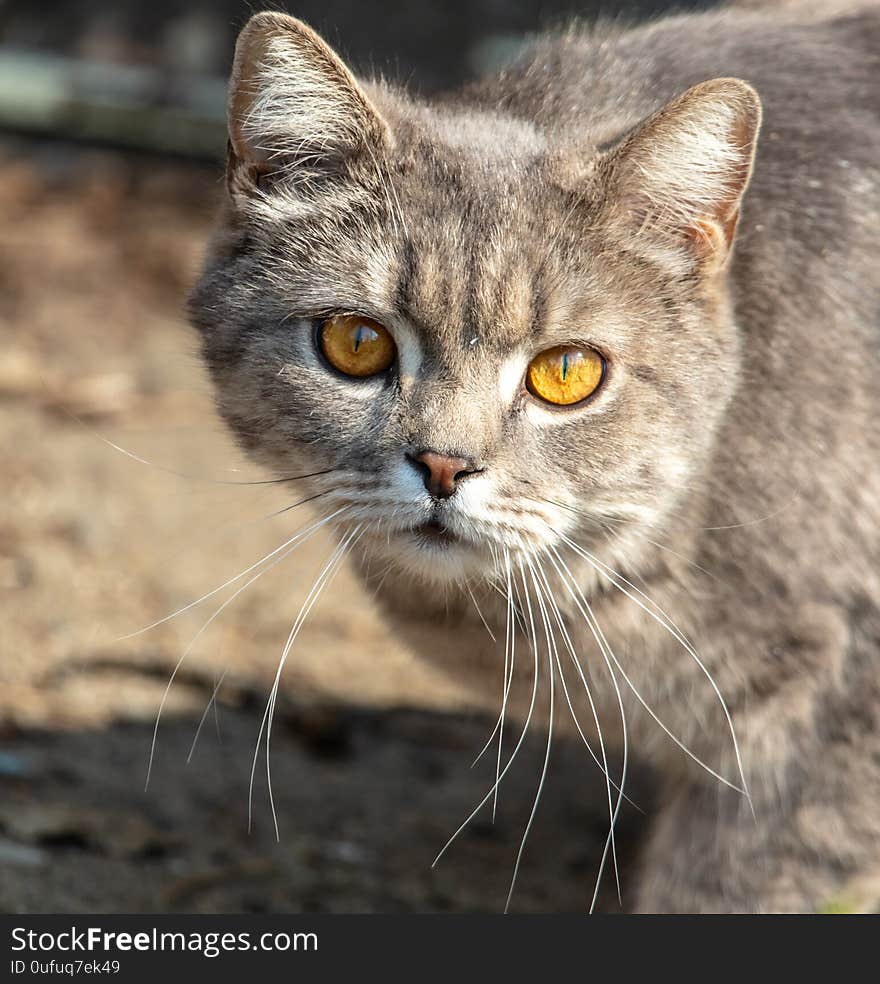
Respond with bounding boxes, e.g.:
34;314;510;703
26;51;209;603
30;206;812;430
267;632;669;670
227;12;389;194
601;78;761;273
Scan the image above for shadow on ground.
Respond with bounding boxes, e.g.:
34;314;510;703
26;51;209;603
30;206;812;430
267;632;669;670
0;688;652;913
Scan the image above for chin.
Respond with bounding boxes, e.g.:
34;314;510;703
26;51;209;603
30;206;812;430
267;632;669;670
362;524;497;586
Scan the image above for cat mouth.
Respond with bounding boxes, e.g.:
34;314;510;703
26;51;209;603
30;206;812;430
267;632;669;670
413;519;460;547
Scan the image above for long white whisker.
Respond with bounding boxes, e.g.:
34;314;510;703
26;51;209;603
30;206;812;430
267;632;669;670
534;559;636;808
143;509;343;790
57;404;340;487
494;552;515;819
186;670;227;764
504;558;555;913
123;505;348;641
558;531;751;808
469;552;514;789
533;559;622;908
466;581;497;643
265;527;363;838
432;557;539;869
251;524;364;839
545;546;632;911
560;540;745;793
533;494;719;584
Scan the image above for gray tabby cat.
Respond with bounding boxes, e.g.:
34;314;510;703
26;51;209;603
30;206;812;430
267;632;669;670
189;0;880;912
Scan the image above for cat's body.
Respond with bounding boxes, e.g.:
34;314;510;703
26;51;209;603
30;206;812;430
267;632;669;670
190;1;880;912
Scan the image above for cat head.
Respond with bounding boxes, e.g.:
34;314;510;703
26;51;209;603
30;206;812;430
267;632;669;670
189;12;761;585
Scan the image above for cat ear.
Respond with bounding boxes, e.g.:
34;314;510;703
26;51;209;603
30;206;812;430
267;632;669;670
227;12;389;192
602;78;761;272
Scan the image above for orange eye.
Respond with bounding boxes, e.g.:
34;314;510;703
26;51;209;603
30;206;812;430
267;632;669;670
526;345;605;406
319;314;396;378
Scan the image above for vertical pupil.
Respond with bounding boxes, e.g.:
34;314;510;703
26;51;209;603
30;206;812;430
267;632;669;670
353;324;363;353
561;352;569;381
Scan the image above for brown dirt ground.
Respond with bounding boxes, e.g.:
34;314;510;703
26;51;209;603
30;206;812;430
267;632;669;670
0;140;647;913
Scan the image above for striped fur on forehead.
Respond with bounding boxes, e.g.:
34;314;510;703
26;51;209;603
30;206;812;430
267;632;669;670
384;173;575;357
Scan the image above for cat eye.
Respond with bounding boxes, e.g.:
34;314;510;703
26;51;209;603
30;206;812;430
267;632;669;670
526;345;606;406
319;314;396;378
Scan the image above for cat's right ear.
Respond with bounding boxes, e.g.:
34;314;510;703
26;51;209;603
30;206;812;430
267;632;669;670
600;78;761;273
226;12;390;197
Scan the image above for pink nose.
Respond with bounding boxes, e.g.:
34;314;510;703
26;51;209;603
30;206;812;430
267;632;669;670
408;450;480;499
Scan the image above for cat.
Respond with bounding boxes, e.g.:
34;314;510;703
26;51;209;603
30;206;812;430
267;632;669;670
188;1;880;913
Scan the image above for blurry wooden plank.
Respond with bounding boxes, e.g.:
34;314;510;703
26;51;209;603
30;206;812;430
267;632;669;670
0;48;226;158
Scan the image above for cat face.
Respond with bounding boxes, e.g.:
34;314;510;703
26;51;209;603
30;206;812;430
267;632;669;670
190;13;759;586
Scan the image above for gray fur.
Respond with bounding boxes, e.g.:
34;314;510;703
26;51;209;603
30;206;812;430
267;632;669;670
189;1;880;912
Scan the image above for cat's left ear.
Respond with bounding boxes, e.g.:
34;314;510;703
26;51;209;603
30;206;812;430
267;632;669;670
226;12;390;195
601;78;761;272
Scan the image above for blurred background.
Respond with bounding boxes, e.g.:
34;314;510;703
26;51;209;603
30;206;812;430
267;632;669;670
0;0;711;913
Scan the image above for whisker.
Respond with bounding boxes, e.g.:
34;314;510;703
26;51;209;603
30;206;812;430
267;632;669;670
529;493;715;585
533;555;627;907
504;558;555;913
186;670;227;764
509;568;532;637
495;552;516;819
533;486;797;538
544;546;633;910
249;524;364;838
560;534;751;802
634;534;723;584
144;507;344;789
146;490;330;586
212;675;223;744
465;581;497;643
700;495;799;531
470;552;517;826
432;555;540;869
58;403;340;486
264;525;366;839
121;500;344;641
